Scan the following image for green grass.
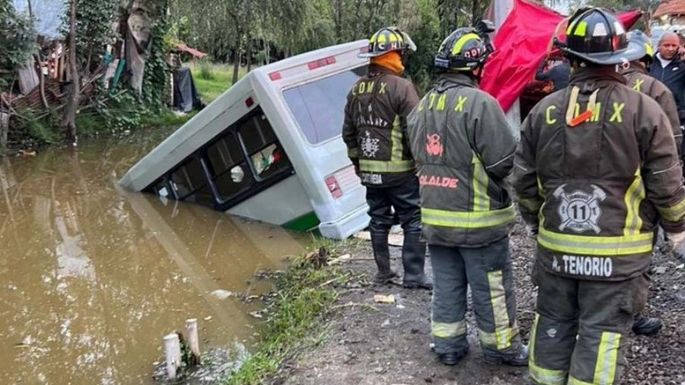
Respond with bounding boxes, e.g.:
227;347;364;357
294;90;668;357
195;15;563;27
189;62;249;103
225;236;360;385
140;109;195;127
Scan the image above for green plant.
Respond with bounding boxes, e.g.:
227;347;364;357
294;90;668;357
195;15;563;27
142;0;172;111
11;108;61;146
0;2;36;90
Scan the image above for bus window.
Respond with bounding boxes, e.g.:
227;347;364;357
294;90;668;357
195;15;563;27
169;156;214;205
206;133;254;201
283;66;366;144
238;113;292;181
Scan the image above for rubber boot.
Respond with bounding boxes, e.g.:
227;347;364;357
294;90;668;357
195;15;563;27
632;315;662;336
401;232;432;290
371;231;396;284
483;342;529;367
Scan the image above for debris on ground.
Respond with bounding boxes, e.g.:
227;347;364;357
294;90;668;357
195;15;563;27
269;221;685;385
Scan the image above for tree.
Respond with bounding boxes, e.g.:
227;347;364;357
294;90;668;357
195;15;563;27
0;1;36;90
62;0;79;145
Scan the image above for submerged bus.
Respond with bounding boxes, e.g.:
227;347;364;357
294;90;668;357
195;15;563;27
119;41;371;239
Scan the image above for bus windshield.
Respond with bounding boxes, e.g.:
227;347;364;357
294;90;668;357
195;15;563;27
283;66;366;144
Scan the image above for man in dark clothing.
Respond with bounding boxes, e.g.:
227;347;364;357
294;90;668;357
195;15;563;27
624;30;682;155
649;32;685;155
342;26;431;290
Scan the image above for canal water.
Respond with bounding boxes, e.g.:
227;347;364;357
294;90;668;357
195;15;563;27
0;130;306;384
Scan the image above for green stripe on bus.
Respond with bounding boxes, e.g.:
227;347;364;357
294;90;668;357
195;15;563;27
283;212;320;231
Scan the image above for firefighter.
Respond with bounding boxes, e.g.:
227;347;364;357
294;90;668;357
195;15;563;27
514;8;685;385
623;30;682;155
342;27;431;290
407;22;528;367
622;29;683;337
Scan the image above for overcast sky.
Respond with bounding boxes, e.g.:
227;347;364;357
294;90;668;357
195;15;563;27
12;0;65;38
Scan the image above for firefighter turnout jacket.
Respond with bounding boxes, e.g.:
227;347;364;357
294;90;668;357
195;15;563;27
408;73;517;247
515;67;685;281
342;65;419;187
623;63;682;154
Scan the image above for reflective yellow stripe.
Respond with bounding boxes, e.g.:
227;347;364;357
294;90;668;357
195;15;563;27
472;155;490;211
479;324;518;350
452;33;479;56
391;115;403;161
623;169;645;236
538;227;653;256
359;159;414;173
421;206;515;229
530;314;568;385
432;320;467;338
660;196;685;222
537;177;545;196
486;270;512;350
594;332;621;385
348;148;359;158
568;376;594;385
574;21;588;36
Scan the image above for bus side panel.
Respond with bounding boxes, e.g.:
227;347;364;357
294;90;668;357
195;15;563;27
227;174;314;226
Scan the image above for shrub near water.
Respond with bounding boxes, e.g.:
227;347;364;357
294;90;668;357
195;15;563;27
226;239;355;385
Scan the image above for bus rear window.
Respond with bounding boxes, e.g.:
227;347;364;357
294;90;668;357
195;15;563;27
283;67;366;144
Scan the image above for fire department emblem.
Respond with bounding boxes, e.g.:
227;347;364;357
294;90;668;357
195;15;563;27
553;184;606;234
426;133;443;157
361;130;380;158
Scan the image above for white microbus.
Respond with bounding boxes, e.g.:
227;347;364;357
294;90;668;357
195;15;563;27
119;41;371;239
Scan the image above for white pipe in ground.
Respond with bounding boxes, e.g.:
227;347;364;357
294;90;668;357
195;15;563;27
164;333;182;379
185;318;201;364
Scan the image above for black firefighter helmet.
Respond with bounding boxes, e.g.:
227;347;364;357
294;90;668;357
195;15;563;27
561;7;642;65
434;20;495;71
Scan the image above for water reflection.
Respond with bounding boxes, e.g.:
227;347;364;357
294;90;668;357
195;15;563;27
0;132;305;385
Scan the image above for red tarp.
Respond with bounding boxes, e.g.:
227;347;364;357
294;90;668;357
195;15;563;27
481;0;642;112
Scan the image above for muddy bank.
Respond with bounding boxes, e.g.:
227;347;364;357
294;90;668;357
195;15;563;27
267;222;685;385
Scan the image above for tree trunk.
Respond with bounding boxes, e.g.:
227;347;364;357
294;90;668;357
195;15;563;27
231;23;242;85
62;0;79;146
245;0;252;73
246;36;253;73
471;0;478;25
232;47;241;85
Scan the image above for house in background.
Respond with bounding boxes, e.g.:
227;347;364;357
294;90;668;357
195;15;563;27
653;0;685;26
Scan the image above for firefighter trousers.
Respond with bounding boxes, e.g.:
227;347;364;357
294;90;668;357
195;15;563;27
429;237;521;354
366;178;426;284
529;263;649;385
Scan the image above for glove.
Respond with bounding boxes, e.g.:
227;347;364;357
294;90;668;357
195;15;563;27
666;232;685;261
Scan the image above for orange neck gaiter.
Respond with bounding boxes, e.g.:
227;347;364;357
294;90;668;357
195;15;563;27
371;51;405;75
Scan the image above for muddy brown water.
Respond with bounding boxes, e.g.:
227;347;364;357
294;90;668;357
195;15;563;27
0;130;306;385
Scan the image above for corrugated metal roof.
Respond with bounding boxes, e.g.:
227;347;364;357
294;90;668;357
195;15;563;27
654;0;685;19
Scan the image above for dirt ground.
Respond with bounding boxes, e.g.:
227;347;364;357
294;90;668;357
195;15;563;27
269;222;685;385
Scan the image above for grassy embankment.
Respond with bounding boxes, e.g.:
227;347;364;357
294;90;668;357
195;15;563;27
225;236;360;385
